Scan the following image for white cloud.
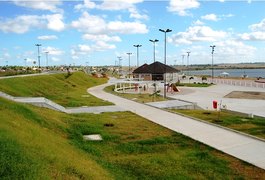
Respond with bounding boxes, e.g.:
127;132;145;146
72;44;93;56
201;14;219;21
178;40;256;64
107;21;148;34
240;32;265;41
98;0;143;11
12;0;62;13
42;46;64;55
128;7;149;20
0;14;65;33
169;26;227;45
71;41;116;59
3;52;11;59
45;14;65;32
222;14;234;18
74;0;96;10
71;12;106;34
239;19;265;41
82;34;121;42
0;15;43;33
249;19;265;32
167;0;200;16
92;41;116;51
74;0;147;20
37;35;58;40
215;40;256;59
71;12;148;34
51;57;60;62
193;20;204;25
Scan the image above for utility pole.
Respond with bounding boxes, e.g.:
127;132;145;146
133;44;142;67
149;39;159;63
127;53;132;78
210;45;216;83
159;28;172;99
24;58;27;67
45;51;49;68
35;44;42;73
186;51;191;76
117;56;122;76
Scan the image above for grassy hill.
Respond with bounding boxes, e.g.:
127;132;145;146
1;97;264;179
0;97;111;179
0;71;112;107
1;72;264;178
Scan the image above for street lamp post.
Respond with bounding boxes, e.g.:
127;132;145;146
45;51;49;68
133;44;142;67
150;39;159;81
186;51;191;76
35;44;42;73
181;55;185;74
127;53;132;78
210;45;216;83
159;28;172;99
149;39;159;63
117;56;122;76
181;55;185;66
86;61;89;73
24;58;27;67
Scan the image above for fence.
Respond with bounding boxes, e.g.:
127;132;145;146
210;79;265;89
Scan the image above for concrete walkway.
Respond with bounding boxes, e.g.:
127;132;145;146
0;91;125;114
0;73;125;114
168;84;265;117
88;82;265;170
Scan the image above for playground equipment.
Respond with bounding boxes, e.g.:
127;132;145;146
167;83;180;93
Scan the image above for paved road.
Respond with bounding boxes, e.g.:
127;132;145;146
88;82;265;170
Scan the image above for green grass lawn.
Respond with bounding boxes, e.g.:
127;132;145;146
104;85;167;103
178;82;212;87
0;71;112;107
1;97;264;179
169;109;265;139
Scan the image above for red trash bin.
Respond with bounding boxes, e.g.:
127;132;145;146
213;100;218;109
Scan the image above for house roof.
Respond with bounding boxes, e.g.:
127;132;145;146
133;61;179;74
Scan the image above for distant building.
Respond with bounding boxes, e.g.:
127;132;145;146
133;61;180;81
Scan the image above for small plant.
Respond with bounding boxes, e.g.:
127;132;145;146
104;123;114;127
202;76;207;82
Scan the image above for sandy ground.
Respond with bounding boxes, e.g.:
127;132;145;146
224;91;265;100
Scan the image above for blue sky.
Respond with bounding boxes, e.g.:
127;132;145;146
0;0;265;67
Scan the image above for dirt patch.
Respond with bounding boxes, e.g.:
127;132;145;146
224;91;265;100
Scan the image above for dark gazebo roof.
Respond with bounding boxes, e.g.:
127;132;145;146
133;61;179;74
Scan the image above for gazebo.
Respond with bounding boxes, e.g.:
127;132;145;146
133;61;180;81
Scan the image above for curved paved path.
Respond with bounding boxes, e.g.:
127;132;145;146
88;82;265;170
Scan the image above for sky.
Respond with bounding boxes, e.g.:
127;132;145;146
0;0;265;67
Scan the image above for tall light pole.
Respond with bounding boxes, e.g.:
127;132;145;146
150;39;159;81
149;39;159;63
181;55;185;66
210;45;216;83
24;58;27;67
159;28;172;99
133;44;142;67
181;54;185;73
186;51;191;76
35;44;41;73
45;51;49;68
127;53;132;78
117;56;122;76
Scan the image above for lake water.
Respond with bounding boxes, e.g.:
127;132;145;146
183;68;265;78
